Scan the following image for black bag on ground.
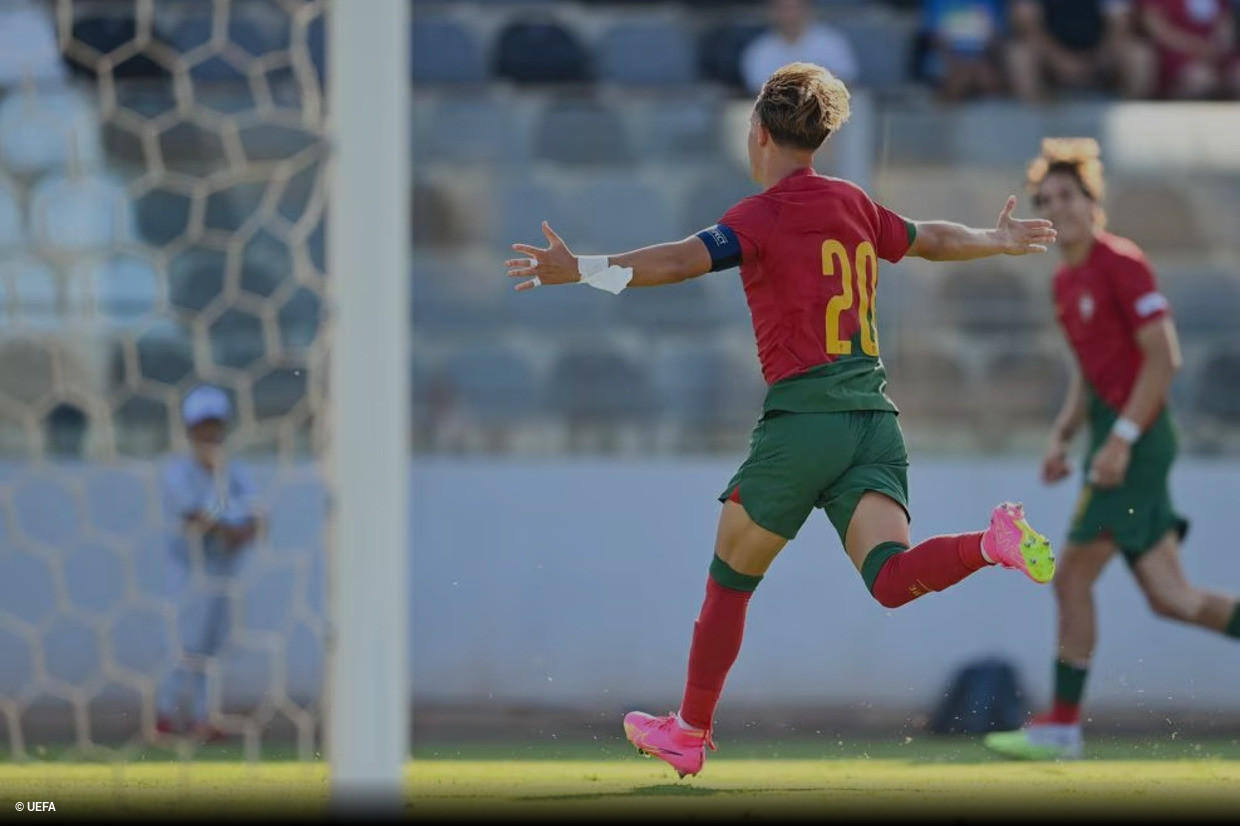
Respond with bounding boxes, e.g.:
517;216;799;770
928;657;1026;734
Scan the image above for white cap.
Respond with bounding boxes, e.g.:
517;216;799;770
181;384;232;427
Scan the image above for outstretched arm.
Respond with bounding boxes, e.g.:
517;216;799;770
908;196;1056;261
506;222;712;292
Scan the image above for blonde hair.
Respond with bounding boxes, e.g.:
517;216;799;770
755;62;851;151
1026;137;1106;204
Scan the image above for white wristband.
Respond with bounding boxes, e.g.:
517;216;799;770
1111;417;1140;444
576;255;633;295
578;255;609;278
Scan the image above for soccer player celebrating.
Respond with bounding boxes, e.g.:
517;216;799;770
984;138;1240;761
505;62;1059;778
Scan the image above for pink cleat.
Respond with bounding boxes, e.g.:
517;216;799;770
981;502;1056;584
623;711;715;778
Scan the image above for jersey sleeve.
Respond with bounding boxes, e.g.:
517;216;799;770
873;202;915;263
1106;253;1169;332
696;198;766;273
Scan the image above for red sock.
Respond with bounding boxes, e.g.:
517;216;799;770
679;578;752;731
1049;699;1081;725
870;532;989;608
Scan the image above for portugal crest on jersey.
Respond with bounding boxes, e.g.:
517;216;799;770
1078;293;1095;321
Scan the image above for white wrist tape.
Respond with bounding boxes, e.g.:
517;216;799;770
1111;417;1140;444
577;255;633;295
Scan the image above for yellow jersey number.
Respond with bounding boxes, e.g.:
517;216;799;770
822;239;879;357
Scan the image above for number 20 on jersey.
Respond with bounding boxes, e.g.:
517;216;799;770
822;239;879;357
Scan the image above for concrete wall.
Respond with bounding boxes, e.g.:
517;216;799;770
2;456;1238;720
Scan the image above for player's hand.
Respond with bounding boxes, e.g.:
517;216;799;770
994;195;1057;256
1087;436;1131;489
1041;436;1073;485
505;222;580;292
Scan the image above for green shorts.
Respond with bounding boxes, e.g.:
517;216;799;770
1068;399;1189;563
718;410;909;542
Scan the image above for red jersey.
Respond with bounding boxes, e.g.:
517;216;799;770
1052;232;1171;412
1141;0;1232;40
699;168;913;414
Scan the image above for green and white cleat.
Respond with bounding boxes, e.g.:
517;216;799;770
983;721;1083;761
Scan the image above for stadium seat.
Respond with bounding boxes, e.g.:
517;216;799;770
63;11;171;79
495;267;618;334
0;181;25;249
208;308;266;371
492;15;591;84
978;347;1069;429
835;13;919;93
111;393;170;455
531;99;632;166
276;286;321;356
883;340;973;425
629;95;723;163
678;172;759;238
29;174;133;252
1194;343;1240;424
614;276;726;335
547;347;659;441
251;367;307;421
44;403;88;458
936;266;1039;340
204;180;266;233
411;18;488;85
0;86;102;177
1162;269;1240;342
131;321;194;387
697;20;766;90
1;255;59;329
596;20;697;88
491;174;580;249
132;187;192;248
572;175;673;253
653;341;765;437
1106;179;1205;254
420;97;524;166
411;253;497;338
412;180;465;249
78;253;160;324
240;230;290;297
438;344;543;427
168;246;225;313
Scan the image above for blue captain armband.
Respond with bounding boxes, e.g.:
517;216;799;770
695;224;742;272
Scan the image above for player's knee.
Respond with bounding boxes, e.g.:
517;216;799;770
1145;591;1189;621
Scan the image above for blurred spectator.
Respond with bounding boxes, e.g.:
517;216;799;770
920;0;1008;101
1138;0;1240;99
1006;0;1155;101
0;0;66;87
156;385;264;742
741;0;859;94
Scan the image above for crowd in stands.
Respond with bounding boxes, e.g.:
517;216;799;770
743;0;1240;102
409;0;1240;104
915;0;1240;102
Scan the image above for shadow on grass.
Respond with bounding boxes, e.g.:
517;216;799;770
517;784;821;803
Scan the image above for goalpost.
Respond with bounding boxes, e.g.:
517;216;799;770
326;0;410;813
0;0;409;813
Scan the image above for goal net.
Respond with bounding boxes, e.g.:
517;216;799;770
0;0;340;767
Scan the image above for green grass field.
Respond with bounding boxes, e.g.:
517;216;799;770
3;736;1239;822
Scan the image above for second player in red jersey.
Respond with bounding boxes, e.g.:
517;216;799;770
506;62;1059;779
985;138;1240;763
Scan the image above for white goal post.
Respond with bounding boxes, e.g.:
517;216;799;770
326;0;410;814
